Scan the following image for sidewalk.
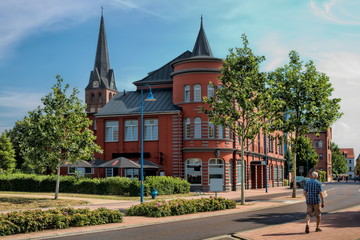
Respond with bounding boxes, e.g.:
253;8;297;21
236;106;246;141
1;187;359;240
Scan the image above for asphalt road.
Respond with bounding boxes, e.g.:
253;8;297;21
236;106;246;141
46;182;360;240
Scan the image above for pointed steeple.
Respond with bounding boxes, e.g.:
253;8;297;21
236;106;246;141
192;16;213;57
94;11;110;80
86;10;117;91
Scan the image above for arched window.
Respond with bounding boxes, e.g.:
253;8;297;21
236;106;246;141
194;84;201;102
194;117;201;138
99;93;102;103
91;93;95;103
185;158;202;184
207;84;215;98
184;118;191;139
184;85;190;102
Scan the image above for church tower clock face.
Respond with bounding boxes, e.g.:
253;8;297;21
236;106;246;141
93;81;99;88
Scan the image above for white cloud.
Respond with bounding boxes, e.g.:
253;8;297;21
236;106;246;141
310;0;360;25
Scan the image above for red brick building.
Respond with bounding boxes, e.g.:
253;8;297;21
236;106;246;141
306;128;333;181
65;15;286;191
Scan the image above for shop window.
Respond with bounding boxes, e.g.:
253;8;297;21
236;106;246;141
186;158;202;184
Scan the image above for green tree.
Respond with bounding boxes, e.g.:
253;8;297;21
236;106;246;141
204;34;276;204
295;136;318;176
0;132;16;172
268;51;342;197
331;143;347;175
19;75;102;199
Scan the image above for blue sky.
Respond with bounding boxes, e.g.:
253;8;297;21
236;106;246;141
1;0;360;157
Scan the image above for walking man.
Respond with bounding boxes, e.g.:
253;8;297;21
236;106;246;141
303;171;325;233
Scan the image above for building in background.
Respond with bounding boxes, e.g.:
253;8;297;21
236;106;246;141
306;128;333;181
340;148;355;178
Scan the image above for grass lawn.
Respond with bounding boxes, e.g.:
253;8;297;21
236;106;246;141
0;197;89;211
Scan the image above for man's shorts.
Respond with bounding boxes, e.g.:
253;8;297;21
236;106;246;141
307;204;321;217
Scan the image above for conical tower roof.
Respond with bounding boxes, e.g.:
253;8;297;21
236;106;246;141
192;16;213;57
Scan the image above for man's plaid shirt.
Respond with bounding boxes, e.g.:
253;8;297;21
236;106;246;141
304;179;323;204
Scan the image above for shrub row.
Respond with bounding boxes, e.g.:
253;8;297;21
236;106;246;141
0;207;122;236
0;174;190;196
125;197;237;217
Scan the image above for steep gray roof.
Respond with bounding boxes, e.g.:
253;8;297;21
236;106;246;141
95;87;181;117
86;14;117;91
134;51;192;86
192;16;213;57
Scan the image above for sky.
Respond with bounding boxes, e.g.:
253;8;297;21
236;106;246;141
0;0;359;157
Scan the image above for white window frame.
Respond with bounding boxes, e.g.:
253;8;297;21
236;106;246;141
184;85;190;102
207;84;215;98
208;122;215;138
144;119;158;141
194;84;202;102
194;117;201;138
105;121;119;142
125;120;138;141
106;168;113;177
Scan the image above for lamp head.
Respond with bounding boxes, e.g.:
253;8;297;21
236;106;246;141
145;90;157;102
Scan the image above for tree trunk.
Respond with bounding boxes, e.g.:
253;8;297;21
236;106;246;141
240;137;246;205
232;131;237;191
55;166;60;200
292;131;298;198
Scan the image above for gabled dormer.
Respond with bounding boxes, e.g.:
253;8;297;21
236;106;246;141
86;12;117;113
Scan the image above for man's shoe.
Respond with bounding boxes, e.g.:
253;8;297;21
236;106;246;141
305;225;309;234
315;228;322;232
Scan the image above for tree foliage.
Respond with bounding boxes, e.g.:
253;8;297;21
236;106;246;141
267;51;342;197
204;34;276;204
295;136;318;176
17;75;102;199
331;142;347;175
0;132;16;172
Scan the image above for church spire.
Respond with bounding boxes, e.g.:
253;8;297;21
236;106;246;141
192;16;213;57
94;11;110;79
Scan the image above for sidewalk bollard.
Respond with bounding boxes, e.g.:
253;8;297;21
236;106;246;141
151;189;158;199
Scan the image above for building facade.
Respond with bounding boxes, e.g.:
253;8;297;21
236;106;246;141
340;148;355;177
77;15;286;191
306;129;333;181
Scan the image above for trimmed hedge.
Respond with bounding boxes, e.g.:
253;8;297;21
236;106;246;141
0;207;122;236
0;174;190;196
125;197;237;217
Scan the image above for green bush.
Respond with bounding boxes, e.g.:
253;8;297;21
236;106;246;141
0;174;190;196
283;179;289;186
0;207;122;236
318;170;326;182
125;197;236;217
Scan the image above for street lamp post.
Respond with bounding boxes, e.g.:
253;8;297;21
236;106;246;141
140;85;156;203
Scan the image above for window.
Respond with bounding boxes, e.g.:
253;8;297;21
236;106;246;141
68;167;76;174
217;125;224;139
207;84;215;98
145;119;158;140
186;158;202;184
274;165;278;182
314;140;323;148
125;120;138;141
85;167;93;174
230;160;243;184
208;158;224;181
349;167;352;171
194;117;201;138
91;93;95;103
194;84;202;102
125;169;139;179
208;122;215;138
93;119;97;130
184;118;191;139
105;121;119;142
349;159;352;164
106;168;113;177
319;154;323;161
184;85;190;102
99;93;102;103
